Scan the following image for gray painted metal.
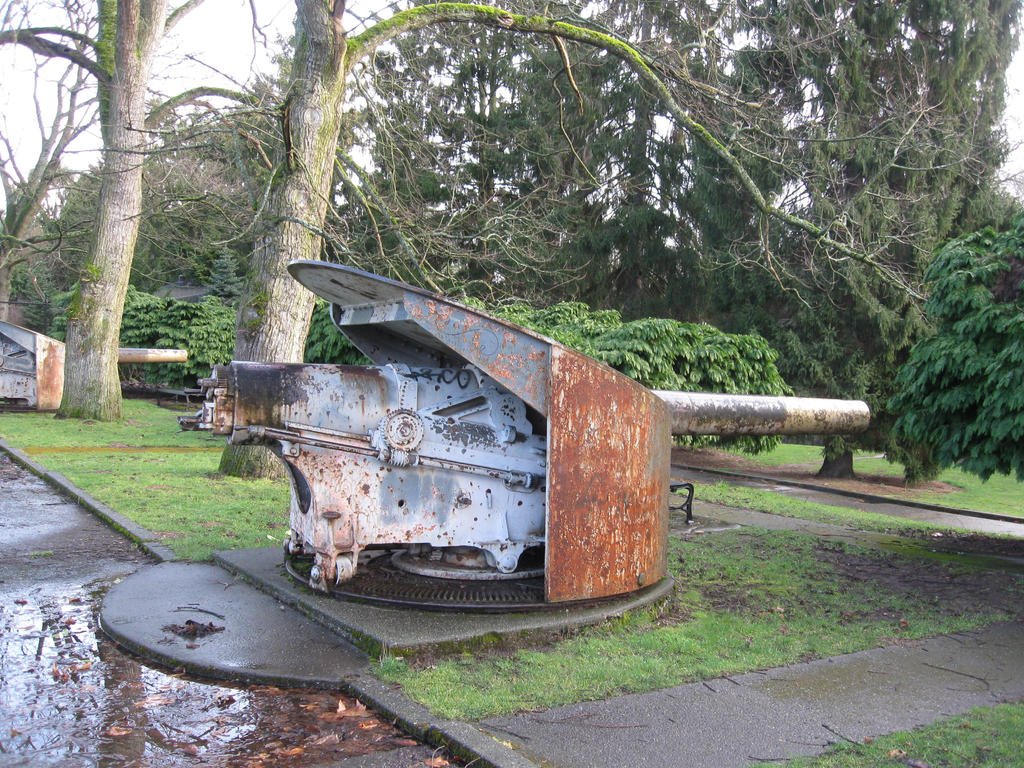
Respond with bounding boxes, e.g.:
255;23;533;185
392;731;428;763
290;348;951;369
655;391;871;436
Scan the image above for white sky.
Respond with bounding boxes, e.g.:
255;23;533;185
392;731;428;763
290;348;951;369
1003;43;1024;182
2;0;1024;203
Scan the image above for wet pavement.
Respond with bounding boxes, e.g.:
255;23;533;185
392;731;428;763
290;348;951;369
480;620;1024;767
0;455;441;768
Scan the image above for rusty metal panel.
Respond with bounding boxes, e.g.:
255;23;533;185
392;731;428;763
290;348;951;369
545;346;670;602
34;336;66;411
403;295;550;414
0;320;65;410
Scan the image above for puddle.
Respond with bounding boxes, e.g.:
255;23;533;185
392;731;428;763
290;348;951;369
0;578;417;767
0;455;436;767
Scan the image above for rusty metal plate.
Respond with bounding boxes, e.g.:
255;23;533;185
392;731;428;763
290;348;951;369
403;295;550;413
35;336;66;411
545;346;670;602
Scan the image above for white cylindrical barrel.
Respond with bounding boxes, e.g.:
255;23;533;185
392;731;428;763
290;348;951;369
117;348;188;364
653;391;870;437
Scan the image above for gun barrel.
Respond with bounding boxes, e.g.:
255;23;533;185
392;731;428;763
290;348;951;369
116;348;188;364
653;391;870;437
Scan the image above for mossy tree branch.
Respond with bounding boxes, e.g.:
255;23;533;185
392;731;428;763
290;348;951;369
0;27;110;83
343;3;915;296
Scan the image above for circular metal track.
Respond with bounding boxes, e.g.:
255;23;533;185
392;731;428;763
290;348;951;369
284;550;636;613
390;548;544;581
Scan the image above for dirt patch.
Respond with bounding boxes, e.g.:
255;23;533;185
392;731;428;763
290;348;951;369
816;543;1024;618
673;447;961;499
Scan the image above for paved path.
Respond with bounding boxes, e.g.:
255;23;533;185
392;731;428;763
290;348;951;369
481;621;1024;767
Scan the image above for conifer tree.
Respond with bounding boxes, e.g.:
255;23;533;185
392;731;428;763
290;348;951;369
708;0;1019;479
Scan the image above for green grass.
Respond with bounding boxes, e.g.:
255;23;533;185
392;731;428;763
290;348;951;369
697;444;1024;517
0;401;290;560
374;528;1024;720
753;702;1024;767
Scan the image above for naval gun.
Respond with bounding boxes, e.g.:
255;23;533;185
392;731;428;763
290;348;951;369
182;263;869;606
0;320;188;411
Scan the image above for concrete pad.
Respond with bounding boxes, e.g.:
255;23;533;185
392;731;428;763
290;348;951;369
100;561;368;687
214;547;675;656
481;620;1024;768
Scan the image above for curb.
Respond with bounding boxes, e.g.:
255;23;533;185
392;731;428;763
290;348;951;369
673;462;1023;525
349;676;542;768
0;436;538;768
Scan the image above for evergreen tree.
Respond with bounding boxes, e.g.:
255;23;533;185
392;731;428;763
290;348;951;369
207;249;245;304
703;0;1021;479
891;217;1024;481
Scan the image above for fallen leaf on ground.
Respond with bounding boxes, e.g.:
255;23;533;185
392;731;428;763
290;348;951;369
334;699;371;718
105;726;133;738
71;661;92;672
887;749;907;758
393;737;419;746
338;698;366;714
181;744;200;756
424;757;449;767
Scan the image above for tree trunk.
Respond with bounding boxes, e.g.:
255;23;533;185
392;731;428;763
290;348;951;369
817;449;855;479
220;0;349;478
0;260;13;323
218;443;286;480
59;0;167;420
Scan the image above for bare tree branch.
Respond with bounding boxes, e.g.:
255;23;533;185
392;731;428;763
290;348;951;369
0;28;110;83
146;86;253;128
344;3;919;296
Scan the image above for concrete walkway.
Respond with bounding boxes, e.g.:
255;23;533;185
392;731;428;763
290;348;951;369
481;621;1024;767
